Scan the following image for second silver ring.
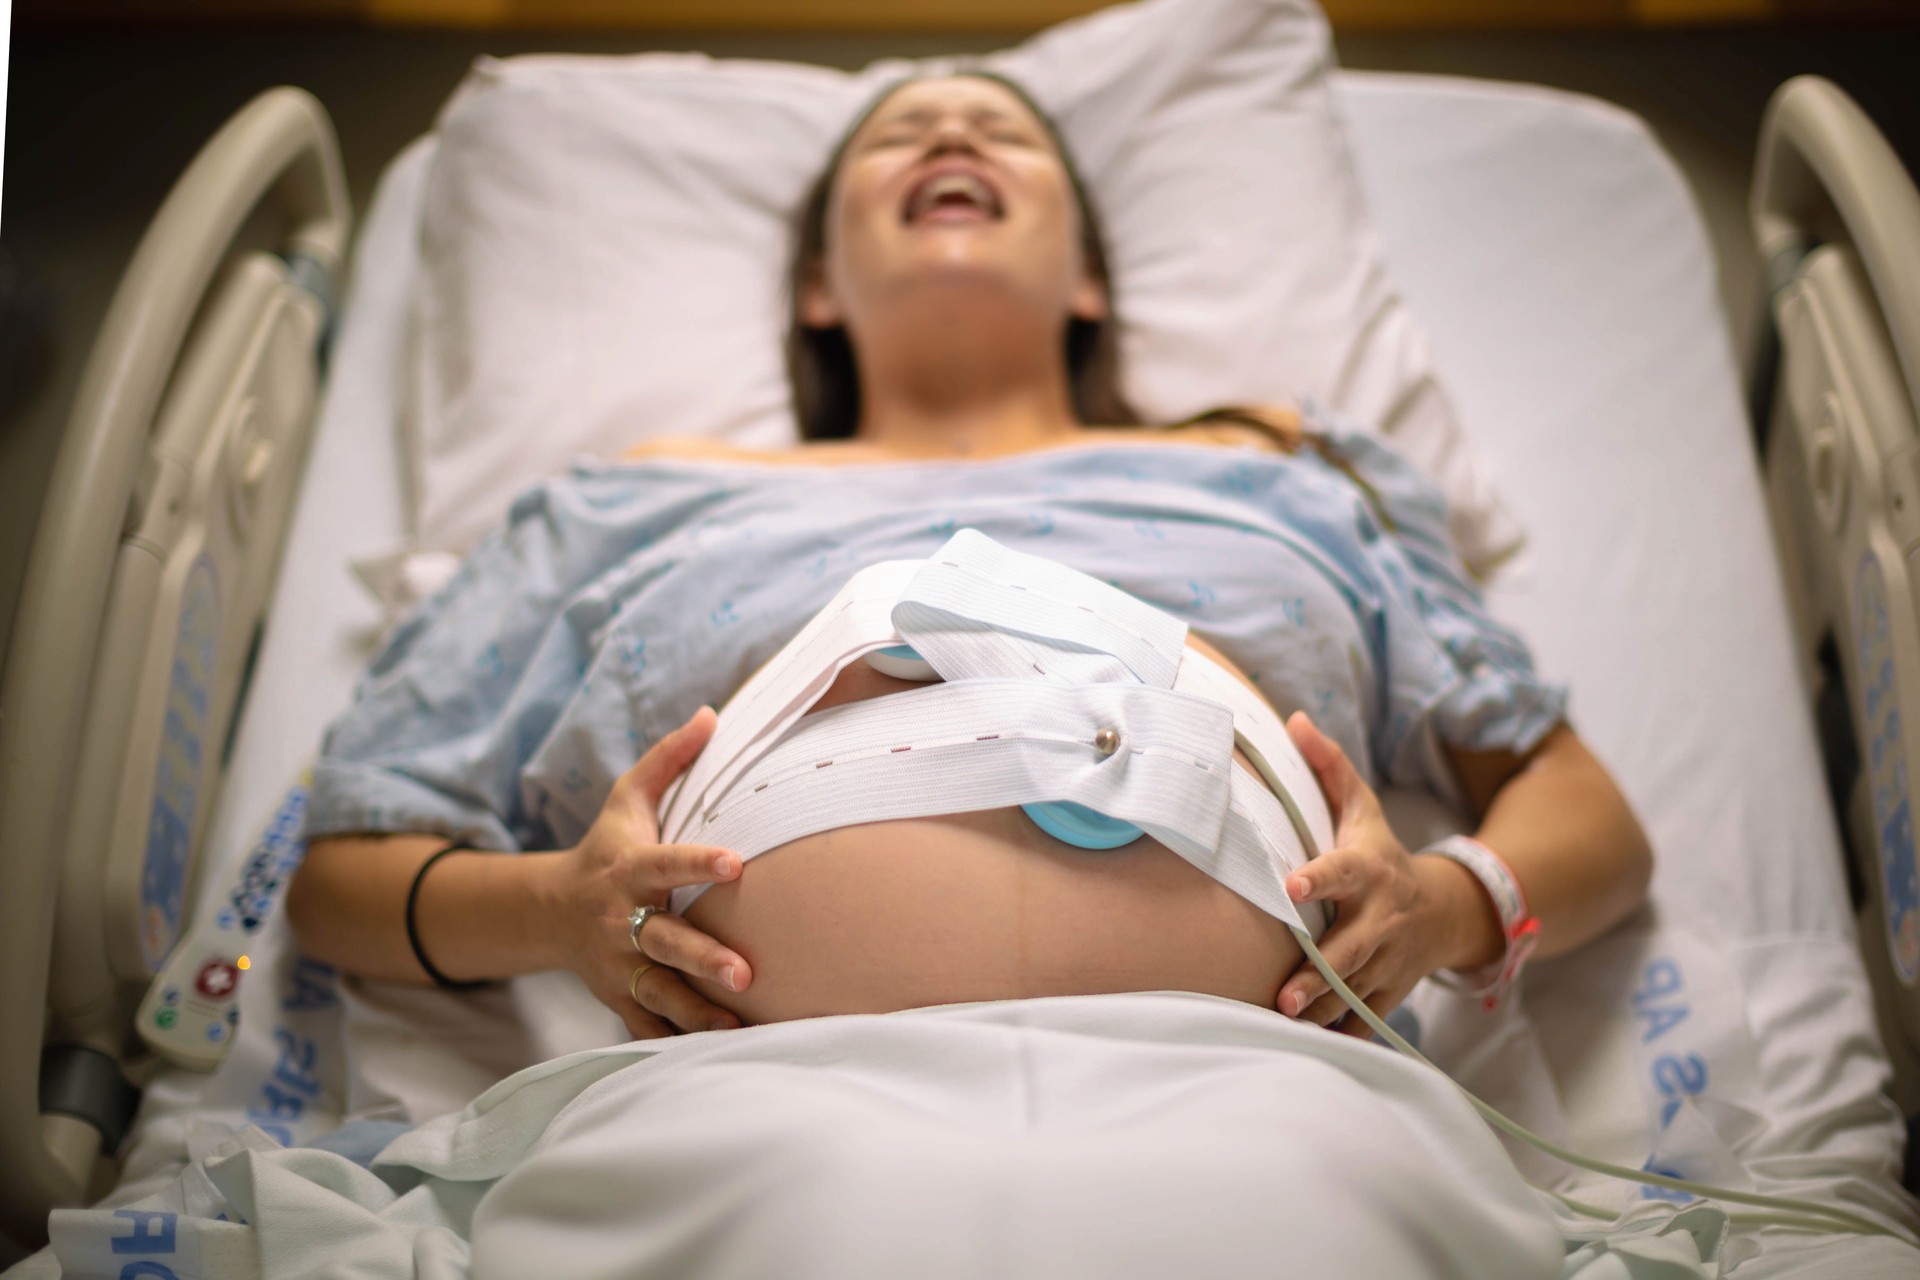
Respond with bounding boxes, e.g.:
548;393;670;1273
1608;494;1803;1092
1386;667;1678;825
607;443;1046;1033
629;904;664;953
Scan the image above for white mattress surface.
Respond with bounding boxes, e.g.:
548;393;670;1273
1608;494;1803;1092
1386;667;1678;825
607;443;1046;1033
87;72;1915;1274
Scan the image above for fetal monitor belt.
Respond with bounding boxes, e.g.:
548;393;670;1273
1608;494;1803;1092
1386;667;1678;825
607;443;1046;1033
659;528;1332;936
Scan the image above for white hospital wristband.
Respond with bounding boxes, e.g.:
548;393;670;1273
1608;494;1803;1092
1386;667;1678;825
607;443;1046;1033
1421;834;1539;1011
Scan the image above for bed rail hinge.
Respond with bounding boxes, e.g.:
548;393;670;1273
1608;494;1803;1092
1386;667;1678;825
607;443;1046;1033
1749;238;1816;458
1814;631;1869;911
280;248;338;375
38;1045;140;1158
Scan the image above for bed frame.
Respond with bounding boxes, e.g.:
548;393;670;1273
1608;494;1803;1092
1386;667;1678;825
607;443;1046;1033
0;87;348;1248
1749;76;1920;1125
1;71;1914;1248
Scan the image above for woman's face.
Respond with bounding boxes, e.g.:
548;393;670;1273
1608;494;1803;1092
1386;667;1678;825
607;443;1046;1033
800;76;1107;341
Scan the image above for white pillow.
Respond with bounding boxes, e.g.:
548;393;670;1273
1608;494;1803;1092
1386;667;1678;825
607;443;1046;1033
404;0;1523;575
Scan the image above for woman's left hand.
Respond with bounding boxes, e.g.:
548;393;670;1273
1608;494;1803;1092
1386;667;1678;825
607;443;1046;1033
1276;713;1479;1037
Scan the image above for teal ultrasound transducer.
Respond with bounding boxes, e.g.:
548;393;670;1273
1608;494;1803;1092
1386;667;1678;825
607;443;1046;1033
864;643;1146;849
1020;798;1145;849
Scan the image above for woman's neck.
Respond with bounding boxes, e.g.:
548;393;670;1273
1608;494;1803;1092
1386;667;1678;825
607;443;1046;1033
849;318;1085;459
856;397;1084;460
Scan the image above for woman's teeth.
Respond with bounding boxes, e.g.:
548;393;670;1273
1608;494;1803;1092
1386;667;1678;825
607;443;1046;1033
906;174;1001;223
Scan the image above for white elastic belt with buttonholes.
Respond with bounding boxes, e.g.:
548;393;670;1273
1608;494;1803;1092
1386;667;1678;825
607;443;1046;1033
661;528;1331;937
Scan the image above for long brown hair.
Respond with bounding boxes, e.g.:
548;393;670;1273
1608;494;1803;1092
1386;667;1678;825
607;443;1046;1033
785;70;1141;441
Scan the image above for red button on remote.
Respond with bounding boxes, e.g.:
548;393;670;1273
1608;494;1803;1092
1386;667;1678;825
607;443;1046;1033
194;960;241;999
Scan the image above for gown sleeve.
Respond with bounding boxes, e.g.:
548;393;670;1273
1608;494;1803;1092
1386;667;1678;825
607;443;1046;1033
1305;406;1569;800
306;479;642;851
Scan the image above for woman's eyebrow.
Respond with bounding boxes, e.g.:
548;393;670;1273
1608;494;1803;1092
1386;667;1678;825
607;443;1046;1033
873;105;1030;131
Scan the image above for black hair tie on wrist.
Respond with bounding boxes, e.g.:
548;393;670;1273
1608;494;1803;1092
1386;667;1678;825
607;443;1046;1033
405;841;494;990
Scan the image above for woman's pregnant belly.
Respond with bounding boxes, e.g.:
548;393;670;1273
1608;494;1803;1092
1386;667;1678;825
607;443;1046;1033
680;635;1304;1024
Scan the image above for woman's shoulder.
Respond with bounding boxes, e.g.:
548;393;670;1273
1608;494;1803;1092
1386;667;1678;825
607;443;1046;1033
1144;404;1307;456
619;436;892;468
617;406;1311;470
619;436;764;464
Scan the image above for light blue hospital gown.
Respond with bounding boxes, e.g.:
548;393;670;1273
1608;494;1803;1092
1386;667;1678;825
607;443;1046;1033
307;422;1567;853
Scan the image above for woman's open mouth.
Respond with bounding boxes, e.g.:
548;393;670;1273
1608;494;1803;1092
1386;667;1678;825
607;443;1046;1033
902;169;1005;225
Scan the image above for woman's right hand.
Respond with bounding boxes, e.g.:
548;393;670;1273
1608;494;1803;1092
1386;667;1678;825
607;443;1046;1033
536;706;754;1039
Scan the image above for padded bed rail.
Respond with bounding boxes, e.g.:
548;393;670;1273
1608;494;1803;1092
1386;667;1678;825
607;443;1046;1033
1753;76;1920;1119
0;88;348;1248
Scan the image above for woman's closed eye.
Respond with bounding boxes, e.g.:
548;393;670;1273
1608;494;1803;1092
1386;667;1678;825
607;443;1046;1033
863;109;1042;152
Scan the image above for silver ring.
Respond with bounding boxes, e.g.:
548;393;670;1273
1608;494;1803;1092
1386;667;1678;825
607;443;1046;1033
629;904;663;953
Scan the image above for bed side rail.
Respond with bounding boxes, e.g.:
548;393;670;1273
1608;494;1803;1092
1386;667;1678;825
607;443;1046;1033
1751;75;1920;1122
1754;76;1920;428
0;88;348;1249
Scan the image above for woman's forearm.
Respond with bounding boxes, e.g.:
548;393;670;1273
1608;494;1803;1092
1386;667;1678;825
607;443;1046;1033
286;836;562;985
290;715;755;1038
1445;727;1653;967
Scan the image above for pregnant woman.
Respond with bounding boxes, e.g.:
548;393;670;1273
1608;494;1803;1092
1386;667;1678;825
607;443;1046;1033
287;71;1651;1042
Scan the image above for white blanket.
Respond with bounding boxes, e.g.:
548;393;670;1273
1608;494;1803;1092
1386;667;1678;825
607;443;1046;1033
33;992;1837;1280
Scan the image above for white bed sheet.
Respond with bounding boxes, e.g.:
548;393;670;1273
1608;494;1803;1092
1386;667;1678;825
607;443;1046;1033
91;72;1916;1273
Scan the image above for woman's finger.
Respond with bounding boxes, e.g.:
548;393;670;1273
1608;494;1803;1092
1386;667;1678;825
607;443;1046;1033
602;974;675;1040
1278;927;1379;1018
619;1003;676;1041
626;843;743;896
1323;952;1398;1029
1300;985;1358;1028
1285;712;1375;828
629;962;743;1034
612;706;719;820
633;910;753;994
1286;847;1369;906
1333;986;1406;1040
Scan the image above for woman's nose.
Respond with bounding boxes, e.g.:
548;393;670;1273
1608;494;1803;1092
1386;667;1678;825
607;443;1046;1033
927;119;983;155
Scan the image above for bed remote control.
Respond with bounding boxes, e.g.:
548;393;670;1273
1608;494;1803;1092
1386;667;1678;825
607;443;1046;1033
136;771;310;1070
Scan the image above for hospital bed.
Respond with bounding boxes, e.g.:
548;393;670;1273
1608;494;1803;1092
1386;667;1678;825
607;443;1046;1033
4;16;1920;1272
